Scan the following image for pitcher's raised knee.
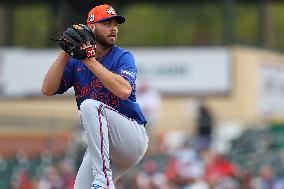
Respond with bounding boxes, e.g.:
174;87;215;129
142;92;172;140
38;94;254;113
80;99;101;113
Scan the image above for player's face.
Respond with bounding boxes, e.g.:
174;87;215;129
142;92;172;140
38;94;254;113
94;19;119;47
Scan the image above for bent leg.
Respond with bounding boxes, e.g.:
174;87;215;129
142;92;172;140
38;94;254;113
80;99;148;187
102;105;149;182
80;99;115;189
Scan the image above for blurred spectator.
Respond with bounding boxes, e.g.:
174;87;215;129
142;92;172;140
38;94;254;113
40;150;53;168
137;79;161;126
16;151;30;171
58;160;75;189
196;100;214;151
4;128;284;189
160;131;190;154
135;159;169;189
164;157;179;183
18;171;34;189
164;143;208;189
204;151;236;187
174;146;204;181
239;171;253;189
38;166;63;189
213;177;239;189
11;170;34;189
251;164;284;189
137;79;161;153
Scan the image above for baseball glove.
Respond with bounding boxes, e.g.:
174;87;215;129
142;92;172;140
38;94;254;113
53;24;96;60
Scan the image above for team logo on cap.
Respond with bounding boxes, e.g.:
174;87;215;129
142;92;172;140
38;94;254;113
89;15;95;22
106;6;116;15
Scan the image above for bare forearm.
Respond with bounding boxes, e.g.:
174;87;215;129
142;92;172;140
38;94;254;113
41;52;70;96
84;58;132;100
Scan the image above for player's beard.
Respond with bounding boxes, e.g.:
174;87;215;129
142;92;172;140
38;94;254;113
95;32;115;48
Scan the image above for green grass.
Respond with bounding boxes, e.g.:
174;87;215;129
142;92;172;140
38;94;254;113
13;4;51;48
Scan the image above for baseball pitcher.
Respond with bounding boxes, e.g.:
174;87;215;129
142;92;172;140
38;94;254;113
42;4;148;189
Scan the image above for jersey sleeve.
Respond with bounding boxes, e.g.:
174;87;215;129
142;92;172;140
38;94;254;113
115;52;137;87
54;58;75;95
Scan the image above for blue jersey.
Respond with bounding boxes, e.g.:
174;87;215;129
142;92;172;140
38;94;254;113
55;46;147;125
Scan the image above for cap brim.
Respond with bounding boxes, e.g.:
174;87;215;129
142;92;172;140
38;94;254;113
96;15;125;24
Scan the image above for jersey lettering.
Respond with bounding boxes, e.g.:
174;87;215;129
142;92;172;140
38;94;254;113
56;46;147;125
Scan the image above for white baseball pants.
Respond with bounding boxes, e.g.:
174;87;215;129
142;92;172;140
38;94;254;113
74;99;148;189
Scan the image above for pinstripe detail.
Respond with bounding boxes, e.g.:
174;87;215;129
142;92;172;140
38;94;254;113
98;104;110;187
